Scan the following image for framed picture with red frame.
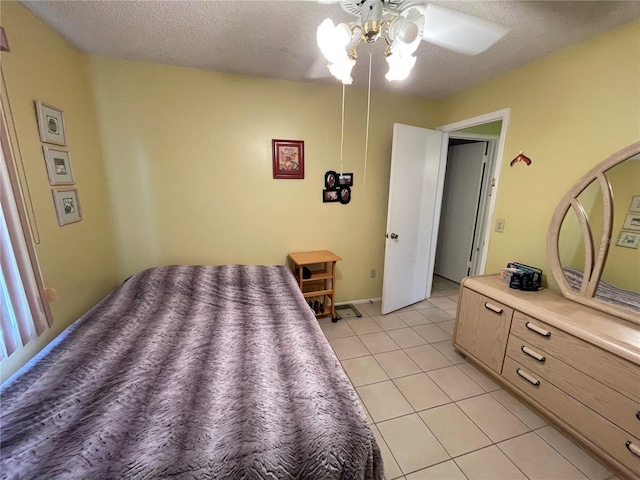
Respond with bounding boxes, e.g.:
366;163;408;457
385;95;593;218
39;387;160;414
272;139;304;179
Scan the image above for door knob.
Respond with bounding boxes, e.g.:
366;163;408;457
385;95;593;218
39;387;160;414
387;233;398;239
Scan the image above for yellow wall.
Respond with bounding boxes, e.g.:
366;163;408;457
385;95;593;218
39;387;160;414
0;2;120;382
88;57;437;301
2;2;639;381
603;159;640;291
434;19;640;288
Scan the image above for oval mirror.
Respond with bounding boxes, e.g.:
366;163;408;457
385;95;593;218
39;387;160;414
547;141;640;324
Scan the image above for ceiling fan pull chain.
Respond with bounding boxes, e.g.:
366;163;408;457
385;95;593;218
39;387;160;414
362;51;372;201
340;82;345;175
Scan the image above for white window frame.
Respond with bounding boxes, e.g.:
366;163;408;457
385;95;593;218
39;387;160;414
1;112;53;359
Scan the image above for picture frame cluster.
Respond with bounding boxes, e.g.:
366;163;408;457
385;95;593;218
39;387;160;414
35;101;82;226
323;170;352;204
615;195;640;249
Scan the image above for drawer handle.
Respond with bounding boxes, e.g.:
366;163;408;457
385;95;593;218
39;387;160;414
484;302;503;314
636;411;640;421
521;345;546;362
626;441;640;457
525;322;551;337
516;368;540;386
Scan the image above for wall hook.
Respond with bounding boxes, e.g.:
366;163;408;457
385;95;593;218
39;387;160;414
510;151;532;167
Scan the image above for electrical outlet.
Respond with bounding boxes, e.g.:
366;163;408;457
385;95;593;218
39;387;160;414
495;218;506;233
370;269;376;279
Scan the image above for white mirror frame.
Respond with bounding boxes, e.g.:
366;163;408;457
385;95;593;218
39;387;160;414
547;141;640;324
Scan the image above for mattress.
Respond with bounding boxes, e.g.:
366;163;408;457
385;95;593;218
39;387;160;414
1;265;384;479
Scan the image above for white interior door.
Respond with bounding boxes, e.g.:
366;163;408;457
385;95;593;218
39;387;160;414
434;142;487;283
381;124;447;314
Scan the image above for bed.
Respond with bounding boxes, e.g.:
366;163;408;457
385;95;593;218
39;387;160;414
1;265;384;479
563;267;640;314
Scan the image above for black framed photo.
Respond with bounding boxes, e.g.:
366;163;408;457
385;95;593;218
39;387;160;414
338;173;353;187
324;170;338;190
323;189;340;203
339;186;351;204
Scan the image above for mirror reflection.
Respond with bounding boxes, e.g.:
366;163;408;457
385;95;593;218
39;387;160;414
557;155;640;314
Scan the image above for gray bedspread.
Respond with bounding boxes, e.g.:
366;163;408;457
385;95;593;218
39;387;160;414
1;265;384;479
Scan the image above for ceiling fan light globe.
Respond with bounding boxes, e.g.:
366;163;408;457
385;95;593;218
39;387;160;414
385;54;416;82
328;58;355;84
317;19;351;63
398;22;419;44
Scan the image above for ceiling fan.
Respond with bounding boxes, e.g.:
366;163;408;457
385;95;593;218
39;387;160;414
311;0;510;83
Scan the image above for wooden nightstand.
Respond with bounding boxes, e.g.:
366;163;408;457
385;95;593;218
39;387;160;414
288;250;342;322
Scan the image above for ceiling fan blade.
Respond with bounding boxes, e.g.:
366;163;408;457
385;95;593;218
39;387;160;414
420;4;509;56
305;54;331;79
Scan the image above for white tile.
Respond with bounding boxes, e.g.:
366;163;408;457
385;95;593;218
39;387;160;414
386;328;427;349
372;314;409;331
455;445;527;480
440;290;460;298
444;308;457;318
405;460;467;480
396;310;432;326
536;426;612;480
491;389;547;429
431;340;466;364
370;424;404;480
405;345;452;372
426;366;484;401
419;403;492;457
320;321;356;340
418;308;454;323
393;373;451;411
436;319;456;335
413;324;453;343
346;317;383;335
456;363;501;392
374;350;422;378
457;393;530;442
328;336;370;360
498;432;589;479
359;331;401;354
426;297;458;310
341;355;389;386
359;302;382;317
377;413;450;474
357;380;414;422
410;299;436;310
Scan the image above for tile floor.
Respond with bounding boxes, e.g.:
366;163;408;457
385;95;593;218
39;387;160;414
319;276;619;480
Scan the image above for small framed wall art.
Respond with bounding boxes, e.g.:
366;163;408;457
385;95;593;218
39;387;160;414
339;186;351;204
629;195;640;213
35;101;67;146
622;213;640;231
272;139;304;179
43;146;74;185
325;170;338;189
323;190;339;203
338;173;353;187
52;188;82;226
616;231;640;249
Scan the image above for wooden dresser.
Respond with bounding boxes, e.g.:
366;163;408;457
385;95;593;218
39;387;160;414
453;275;640;479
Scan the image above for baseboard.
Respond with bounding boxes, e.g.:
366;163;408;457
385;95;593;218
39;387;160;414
336;298;382;306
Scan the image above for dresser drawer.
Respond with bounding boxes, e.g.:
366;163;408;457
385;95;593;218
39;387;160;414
510;312;640;400
503;357;640;477
454;288;513;374
506;335;640;439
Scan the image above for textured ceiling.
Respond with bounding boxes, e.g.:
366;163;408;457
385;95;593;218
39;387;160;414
19;0;640;99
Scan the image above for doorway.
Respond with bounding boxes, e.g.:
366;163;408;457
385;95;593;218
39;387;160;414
436;109;510;282
381;110;509;314
434;137;495;283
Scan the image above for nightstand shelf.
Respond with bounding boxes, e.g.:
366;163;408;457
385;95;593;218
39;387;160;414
288;250;342;322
